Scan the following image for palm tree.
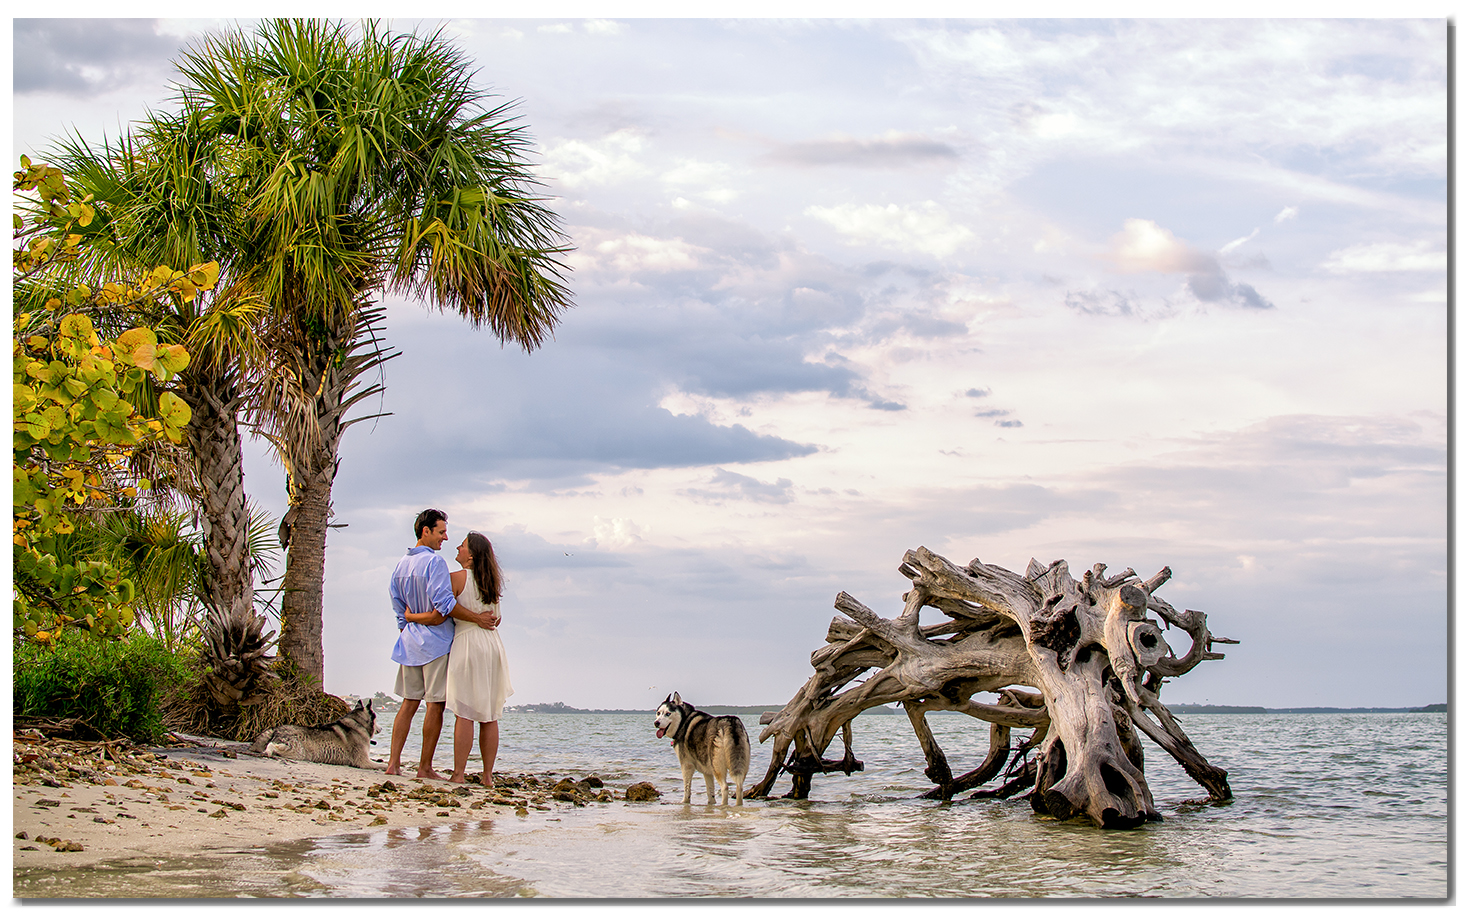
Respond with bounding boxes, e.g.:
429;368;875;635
167;19;573;683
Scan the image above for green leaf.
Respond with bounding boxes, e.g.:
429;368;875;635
158;391;192;428
154;343;190;376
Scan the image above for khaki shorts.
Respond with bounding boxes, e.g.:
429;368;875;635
394;654;449;703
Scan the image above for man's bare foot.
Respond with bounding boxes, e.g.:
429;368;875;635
449;774;467;784
385;764;401;776
417;768;446;780
480;774;493;788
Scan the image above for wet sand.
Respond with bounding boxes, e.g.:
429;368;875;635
12;728;632;874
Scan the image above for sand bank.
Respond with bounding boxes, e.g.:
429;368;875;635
13;729;643;873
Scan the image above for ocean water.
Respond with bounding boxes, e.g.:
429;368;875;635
17;712;1447;898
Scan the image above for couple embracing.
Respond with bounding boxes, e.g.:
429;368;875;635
385;508;514;785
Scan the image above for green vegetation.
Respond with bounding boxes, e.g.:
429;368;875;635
13;158;210;644
13;629;192;742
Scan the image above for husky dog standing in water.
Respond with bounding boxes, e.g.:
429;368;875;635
653;692;750;806
250;700;378;768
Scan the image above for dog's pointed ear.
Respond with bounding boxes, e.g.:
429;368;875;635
671;691;681;705
663;693;672;705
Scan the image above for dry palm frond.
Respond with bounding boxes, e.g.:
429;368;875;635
162;657;348;743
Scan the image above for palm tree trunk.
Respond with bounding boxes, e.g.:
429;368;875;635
180;371;253;624
272;305;394;687
278;468;332;685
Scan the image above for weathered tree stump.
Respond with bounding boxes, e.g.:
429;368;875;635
750;547;1237;829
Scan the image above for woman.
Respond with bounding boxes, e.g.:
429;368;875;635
443;531;514;785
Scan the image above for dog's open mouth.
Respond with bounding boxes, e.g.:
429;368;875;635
655;727;666;739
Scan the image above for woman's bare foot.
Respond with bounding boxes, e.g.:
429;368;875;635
480;773;493;788
385;765;402;776
417;768;446;781
449;773;467;784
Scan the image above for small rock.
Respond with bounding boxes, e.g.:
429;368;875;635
625;782;662;802
369;816;387;826
15;831;28;840
35;799;60;808
582;775;604;788
19;846;38;851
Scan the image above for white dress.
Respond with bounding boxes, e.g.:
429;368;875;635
445;570;514;722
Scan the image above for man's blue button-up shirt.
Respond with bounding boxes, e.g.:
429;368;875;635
389;545;457;666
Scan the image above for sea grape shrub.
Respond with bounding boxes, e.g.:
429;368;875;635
13;157;216;642
13;628;191;742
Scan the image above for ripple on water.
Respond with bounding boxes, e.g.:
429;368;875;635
13;712;1447;898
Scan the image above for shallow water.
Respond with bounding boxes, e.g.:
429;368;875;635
14;712;1447;898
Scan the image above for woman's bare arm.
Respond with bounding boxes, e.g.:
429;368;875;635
449;601;498;629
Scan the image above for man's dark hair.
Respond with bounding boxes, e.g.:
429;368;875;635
414;508;447;540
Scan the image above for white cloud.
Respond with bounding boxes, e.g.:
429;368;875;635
592;516;648;550
1321;241;1447;273
593;234;709;273
1105;219;1214;274
903;20;1447;185
1219;228;1259;255
538;24;574;34
541;129;647;189
584;19;625;36
661;159;741;204
1274;205;1299;224
804;201;975;257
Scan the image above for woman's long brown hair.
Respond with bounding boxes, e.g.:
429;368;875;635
466;531;503;604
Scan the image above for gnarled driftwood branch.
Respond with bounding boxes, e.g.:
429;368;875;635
750;547;1235;828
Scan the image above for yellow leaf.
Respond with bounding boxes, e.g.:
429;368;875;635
115;327;158;368
156;343;190;375
169;277;198;302
187;261;221;288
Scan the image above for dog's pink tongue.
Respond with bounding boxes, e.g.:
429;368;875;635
656;727;666;739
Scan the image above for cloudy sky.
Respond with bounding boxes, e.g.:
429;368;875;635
13;16;1447;710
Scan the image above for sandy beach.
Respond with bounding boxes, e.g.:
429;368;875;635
12;727;640;874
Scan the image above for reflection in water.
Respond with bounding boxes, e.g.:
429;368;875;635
13;713;1446;898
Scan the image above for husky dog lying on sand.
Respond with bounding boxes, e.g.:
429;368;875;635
653;692;749;806
250;700;377;768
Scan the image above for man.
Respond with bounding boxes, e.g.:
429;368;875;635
384;508;458;779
